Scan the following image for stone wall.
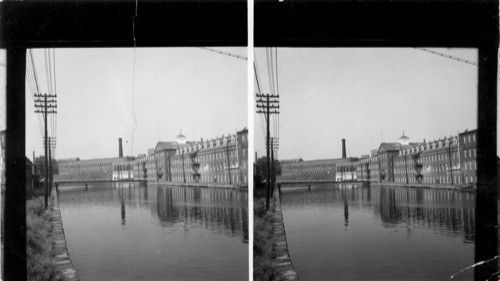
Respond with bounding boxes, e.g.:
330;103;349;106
272;187;299;280
49;186;79;281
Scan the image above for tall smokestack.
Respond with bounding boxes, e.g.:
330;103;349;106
119;138;123;158
342;139;346;159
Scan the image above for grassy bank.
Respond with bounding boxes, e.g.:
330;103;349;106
26;197;65;281
253;198;284;281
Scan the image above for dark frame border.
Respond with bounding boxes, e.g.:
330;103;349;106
256;0;498;280
0;1;247;280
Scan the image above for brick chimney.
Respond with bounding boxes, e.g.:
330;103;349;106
119;138;123;158
342;139;346;159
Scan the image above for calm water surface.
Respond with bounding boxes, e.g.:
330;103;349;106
58;183;248;281
280;183;475;281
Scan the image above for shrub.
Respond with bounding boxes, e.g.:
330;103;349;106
27;253;65;281
27;198;46;217
253;198;284;281
26;197;65;281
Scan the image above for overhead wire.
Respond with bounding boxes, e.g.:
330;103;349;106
414;48;477;66
275;47;280;158
27;50;45;140
254;50;267;137
44;49;54;140
48;49;56;153
266;48;274;141
49;49;55;141
268;48;275;140
53;49;57;139
266;47;280;157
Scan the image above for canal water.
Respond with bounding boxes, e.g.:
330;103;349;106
58;183;248;281
280;183;475;281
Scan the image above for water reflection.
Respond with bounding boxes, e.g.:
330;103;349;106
280;183;475;281
281;183;475;241
155;186;248;239
58;183;248;240
57;183;248;281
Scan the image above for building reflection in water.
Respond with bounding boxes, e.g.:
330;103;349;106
57;182;248;241
281;183;475;242
154;186;248;240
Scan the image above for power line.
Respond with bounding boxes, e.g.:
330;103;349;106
199;47;247;60
414;48;477;66
254;53;267;137
53;49;58;138
26;50;45;139
275;48;280;155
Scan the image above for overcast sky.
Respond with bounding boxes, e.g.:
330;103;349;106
24;48;247;160
0;47;497;161
254;48;482;161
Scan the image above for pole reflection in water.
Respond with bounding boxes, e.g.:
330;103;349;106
280;183;475;281
342;187;349;230
57;182;248;281
119;187;126;226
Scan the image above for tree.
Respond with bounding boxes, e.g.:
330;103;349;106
34;156;58;179
255;157;281;182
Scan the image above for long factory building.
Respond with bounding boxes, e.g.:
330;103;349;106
56;128;248;187
279;129;478;187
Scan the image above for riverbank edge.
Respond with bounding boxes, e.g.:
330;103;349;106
49;186;80;281
272;188;300;281
149;181;248;190
370;182;475;192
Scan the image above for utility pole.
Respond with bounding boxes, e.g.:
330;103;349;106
404;154;409;184
35;93;57;209
181;151;186;183
137;161;140;181
48;137;52;196
226;138;232;184
271;137;279;189
47;137;56;197
256;93;279;210
270;138;275;191
32;151;35;195
448;142;454;185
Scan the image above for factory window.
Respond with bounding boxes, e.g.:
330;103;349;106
472;134;475;142
474;149;476;157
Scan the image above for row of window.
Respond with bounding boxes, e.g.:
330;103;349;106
394;148;476;166
395;175;476;184
464;149;476;158
171;161;236;173
170;151;238;164
135;161;247;177
463;134;476;144
170;174;246;184
395;160;476;174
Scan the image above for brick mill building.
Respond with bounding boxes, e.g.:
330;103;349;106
55;128;248;188
356;129;477;186
280;129;477;188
